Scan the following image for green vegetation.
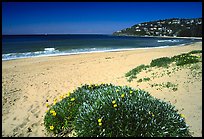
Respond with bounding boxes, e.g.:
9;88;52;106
150;57;171;68
137;78;143;83
125;50;202;82
43;50;201;136
150;82;178;92
125;64;149;82
113;18;202;37
171;53;200;66
143;77;151;81
44;84;191;137
137;77;151;83
188;50;202;54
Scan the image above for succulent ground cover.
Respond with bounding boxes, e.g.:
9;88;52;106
125;50;202;82
149;82;178;92
44;84;191;137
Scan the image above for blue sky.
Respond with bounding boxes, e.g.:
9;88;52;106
2;2;202;35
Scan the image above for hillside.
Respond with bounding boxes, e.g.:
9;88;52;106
113;18;202;37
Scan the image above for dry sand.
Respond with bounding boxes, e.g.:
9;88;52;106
2;41;202;137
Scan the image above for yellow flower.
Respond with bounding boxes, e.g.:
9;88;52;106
53;100;57;105
116;89;119;92
50;109;56;116
130;90;133;94
113;104;117;108
112;100;116;104
148;111;154;117
46;103;49;108
50;109;55;114
53;98;58;104
67;92;71;97
52;112;57;116
97;118;103;126
121;94;125;98
50;125;54;130
71;98;75;101
98;118;102;123
180;114;185;119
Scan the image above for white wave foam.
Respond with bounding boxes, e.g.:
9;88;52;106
157;40;180;43
44;48;55;51
2;47;135;61
2;48;59;61
1;44;189;61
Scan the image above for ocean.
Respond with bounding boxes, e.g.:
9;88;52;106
2;34;201;61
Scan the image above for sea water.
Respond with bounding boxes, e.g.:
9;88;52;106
2;34;201;61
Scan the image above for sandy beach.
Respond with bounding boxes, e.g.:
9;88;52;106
2;41;202;137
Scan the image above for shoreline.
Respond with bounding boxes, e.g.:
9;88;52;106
141;35;202;40
2;40;202;62
2;41;202;137
113;34;202;40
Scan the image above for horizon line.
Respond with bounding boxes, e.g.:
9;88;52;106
2;33;113;35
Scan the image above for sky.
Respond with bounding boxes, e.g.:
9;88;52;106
2;2;202;35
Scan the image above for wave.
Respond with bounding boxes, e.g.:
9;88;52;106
1;43;191;61
2;47;59;61
2;47;140;61
157;40;180;43
44;48;56;51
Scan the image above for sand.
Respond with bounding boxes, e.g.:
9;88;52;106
2;41;202;137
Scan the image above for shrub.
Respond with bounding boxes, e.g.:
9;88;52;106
137;77;150;83
143;77;151;81
44;84;191;137
187;50;202;54
150;57;172;68
137;78;143;83
125;50;201;82
171;54;200;66
125;64;149;82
